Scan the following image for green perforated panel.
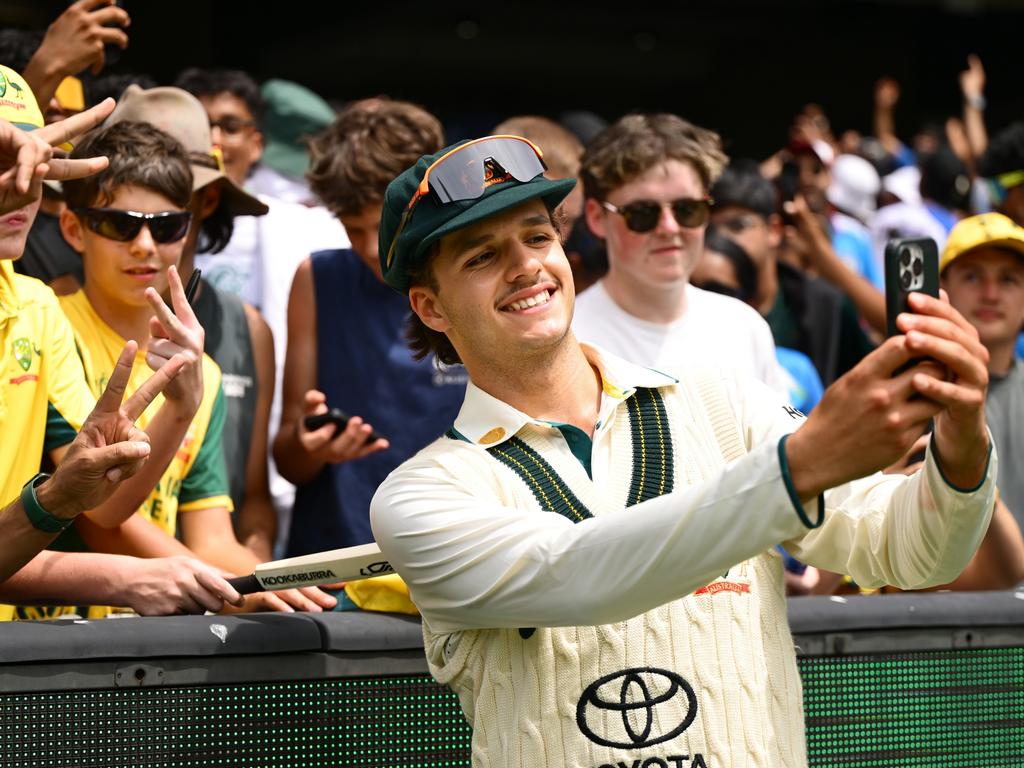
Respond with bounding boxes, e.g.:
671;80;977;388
0;675;471;767
2;649;1023;766
799;647;1024;767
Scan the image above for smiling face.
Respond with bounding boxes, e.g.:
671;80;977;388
585;159;708;294
62;184;186;315
942;246;1024;352
408;198;574;374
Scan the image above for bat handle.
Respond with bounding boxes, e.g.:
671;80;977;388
228;575;263;595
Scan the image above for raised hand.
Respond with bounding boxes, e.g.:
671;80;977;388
144;265;205;414
898;290;990;488
31;0;130;78
959;54;986;103
0;98;115;215
35;341;187;520
297;389;389;465
874;77;900;110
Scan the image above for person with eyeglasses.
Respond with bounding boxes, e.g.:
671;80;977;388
175;69;347;553
369;133;996;767
37;119;333;619
572;114;790;397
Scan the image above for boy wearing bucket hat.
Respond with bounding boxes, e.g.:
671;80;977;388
371;135;997;766
0;65;244;616
942;212;1024;534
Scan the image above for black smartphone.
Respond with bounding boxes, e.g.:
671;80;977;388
184;269;201;306
304;408;387;444
885;237;940;338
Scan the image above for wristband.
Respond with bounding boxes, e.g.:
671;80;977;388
965;93;986;111
20;473;74;533
777;434;825;529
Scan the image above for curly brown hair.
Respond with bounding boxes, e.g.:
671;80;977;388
580;113;727;202
306;97;444;218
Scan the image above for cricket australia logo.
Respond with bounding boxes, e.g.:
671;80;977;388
12;338;35;371
577;667;697;749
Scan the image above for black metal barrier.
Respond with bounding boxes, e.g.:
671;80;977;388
1;591;1023;767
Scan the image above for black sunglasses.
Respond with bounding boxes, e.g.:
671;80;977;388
602;197;713;233
73;208;193;244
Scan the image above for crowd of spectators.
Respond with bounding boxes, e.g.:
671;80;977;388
0;0;1021;622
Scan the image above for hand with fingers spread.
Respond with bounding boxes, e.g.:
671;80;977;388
0;98;115;215
34;340;187;521
298;389;390;465
144;265;205;415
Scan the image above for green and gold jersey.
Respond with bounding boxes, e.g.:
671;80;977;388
0;262;95;622
11;290;232;621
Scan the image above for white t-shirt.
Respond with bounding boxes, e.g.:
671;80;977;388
572;280;790;397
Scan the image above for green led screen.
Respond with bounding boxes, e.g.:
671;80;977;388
799;648;1024;767
1;649;1022;767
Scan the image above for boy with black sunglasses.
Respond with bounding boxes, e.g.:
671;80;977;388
573;113;790;396
371;134;995;766
47;120;330;618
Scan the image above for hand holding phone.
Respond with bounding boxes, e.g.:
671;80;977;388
885;237;940;337
304;408;387;445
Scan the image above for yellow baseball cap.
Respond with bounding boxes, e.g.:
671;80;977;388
941;212;1024;273
0;64;44;132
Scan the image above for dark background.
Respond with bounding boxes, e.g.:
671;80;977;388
3;0;1022;158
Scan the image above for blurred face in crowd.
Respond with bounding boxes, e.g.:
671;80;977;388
942;247;1024;356
340;203;384;281
690;247;742;299
410;199;573;372
585;159;708;292
62;185;186;312
999;186;1024;228
200;91;263;187
710;205;778;269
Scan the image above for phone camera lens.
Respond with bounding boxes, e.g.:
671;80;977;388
900;270;912;290
900;250;911;267
912;259;923;275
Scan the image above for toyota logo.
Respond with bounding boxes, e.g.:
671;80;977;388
576;667;697;749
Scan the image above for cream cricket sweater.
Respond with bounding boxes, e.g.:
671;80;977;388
371;345;996;768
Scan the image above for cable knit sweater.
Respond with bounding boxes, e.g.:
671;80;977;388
371;345;996;768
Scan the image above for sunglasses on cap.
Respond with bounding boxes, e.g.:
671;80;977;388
602;197;714;233
72;208;193;244
385;134;548;269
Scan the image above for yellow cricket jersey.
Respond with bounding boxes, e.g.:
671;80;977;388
12;290;233;621
0;261;95;622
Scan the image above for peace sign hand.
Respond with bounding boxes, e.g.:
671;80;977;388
35;340;187;520
0;98;116;216
144;265;205;414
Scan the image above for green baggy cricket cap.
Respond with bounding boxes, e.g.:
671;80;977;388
379;137;577;294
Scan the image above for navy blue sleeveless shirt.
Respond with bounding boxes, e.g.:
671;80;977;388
286;249;467;556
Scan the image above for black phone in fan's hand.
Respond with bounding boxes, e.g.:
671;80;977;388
303;408;387;444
